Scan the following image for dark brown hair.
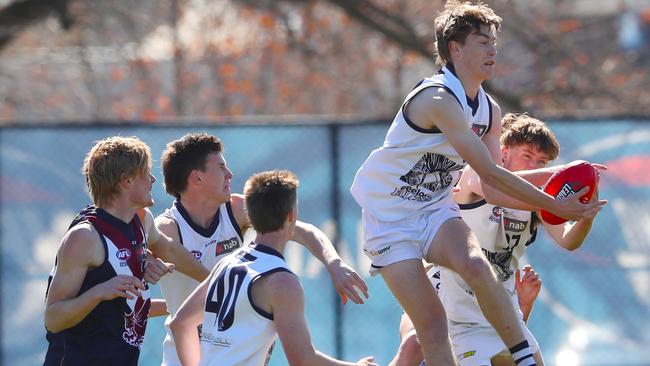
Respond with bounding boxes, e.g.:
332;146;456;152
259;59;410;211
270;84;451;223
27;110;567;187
161;133;223;198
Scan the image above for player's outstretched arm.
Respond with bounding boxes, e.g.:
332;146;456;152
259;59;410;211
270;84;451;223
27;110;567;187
147;209;209;282
515;266;542;322
271;272;378;366
229;193;368;304
460;166;539;211
411;87;606;222
170;270;213;366
292;221;369;305
45;224;144;333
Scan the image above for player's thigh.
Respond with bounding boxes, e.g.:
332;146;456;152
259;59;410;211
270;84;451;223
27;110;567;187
380;259;447;329
426;217;483;270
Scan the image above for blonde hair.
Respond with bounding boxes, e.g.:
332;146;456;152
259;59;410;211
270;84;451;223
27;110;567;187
82;136;152;206
434;1;502;65
501;113;560;160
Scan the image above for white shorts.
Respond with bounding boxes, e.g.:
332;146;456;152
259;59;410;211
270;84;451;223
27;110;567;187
361;204;460;276
449;320;539;366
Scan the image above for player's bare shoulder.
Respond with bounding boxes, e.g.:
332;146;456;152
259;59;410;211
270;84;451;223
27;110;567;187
229;193;250;230
58;221;103;266
489;96;502;118
266;270;302;305
488;96;502;131
405;86;465;131
137;207;156;233
154;210;177;235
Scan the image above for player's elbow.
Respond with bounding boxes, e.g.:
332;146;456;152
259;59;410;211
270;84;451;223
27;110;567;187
560;241;581;252
44;310;65;333
286;347;318;366
169;315;184;334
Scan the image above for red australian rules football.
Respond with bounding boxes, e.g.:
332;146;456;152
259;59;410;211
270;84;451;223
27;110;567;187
540;160;598;225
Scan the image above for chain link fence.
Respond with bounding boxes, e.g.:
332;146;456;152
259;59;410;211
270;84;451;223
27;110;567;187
1;120;648;366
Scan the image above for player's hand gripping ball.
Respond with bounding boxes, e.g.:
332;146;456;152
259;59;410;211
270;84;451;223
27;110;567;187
540;160;599;225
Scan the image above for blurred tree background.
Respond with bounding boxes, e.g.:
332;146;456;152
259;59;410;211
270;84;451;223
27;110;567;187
2;2;650;365
1;0;649;124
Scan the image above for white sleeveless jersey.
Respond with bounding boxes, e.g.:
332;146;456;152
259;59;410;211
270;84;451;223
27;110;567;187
350;65;493;221
158;200;243;366
439;200;538;325
199;243;294;366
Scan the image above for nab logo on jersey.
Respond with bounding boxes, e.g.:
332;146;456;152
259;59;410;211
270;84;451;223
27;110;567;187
504;217;527;232
215;237;240;256
191;250;203;260
116;248;132;261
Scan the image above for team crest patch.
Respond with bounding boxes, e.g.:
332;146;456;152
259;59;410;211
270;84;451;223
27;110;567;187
123;297;149;348
471;123;487;137
392;152;465;202
482;248;514;282
489;206;503;223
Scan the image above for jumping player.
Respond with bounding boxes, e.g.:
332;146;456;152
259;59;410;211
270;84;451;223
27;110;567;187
389;113;602;365
349;2;606;365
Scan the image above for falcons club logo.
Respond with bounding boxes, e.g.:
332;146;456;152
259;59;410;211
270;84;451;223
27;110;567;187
123;296;150;347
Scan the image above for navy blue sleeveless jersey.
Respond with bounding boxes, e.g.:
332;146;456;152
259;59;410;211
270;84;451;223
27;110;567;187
43;206;151;366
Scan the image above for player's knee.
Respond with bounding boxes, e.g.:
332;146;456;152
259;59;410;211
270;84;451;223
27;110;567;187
410;308;447;334
411;319;449;348
458;255;494;286
395;333;424;366
401;332;421;354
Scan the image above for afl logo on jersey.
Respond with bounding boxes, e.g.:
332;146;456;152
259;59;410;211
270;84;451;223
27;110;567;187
191;250;203;260
116;248;132;261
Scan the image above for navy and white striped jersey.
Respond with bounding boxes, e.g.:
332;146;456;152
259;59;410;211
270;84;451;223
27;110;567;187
199;243;294;366
158;200;243;366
